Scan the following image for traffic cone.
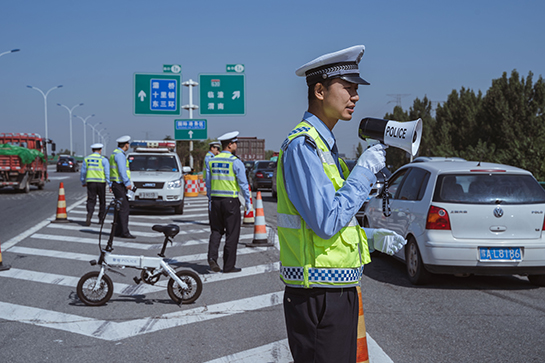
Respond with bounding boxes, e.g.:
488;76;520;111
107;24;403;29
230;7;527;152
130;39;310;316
245;191;273;247
243;185;255;225
51;182;69;223
356;286;369;363
0;241;11;272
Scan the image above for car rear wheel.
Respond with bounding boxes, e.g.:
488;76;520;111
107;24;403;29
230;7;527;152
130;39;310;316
405;237;431;285
528;274;545;287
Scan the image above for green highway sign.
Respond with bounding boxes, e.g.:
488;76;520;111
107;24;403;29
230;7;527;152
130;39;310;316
174;119;207;140
163;64;181;73
226;64;245;73
199;74;245;115
134;73;181;116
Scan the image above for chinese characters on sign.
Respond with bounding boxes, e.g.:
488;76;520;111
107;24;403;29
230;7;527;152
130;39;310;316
174;119;207;140
134;73;181;116
199;74;245;115
176;119;206;130
151;79;177;111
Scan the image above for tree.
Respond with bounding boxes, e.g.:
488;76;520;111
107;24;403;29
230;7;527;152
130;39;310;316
355;142;364;158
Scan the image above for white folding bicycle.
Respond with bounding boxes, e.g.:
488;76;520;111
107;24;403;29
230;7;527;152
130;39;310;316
77;197;203;306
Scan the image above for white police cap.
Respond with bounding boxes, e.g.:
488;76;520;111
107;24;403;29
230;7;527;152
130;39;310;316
90;143;103;149
217;131;239;143
116;135;131;143
295;45;369;86
209;141;221;147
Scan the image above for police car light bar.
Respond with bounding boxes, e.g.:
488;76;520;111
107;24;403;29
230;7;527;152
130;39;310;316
131;140;176;150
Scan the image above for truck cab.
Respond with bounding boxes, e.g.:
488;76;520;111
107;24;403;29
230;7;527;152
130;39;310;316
127;140;190;214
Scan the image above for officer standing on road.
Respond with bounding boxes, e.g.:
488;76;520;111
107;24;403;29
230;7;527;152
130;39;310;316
203;140;221;179
110;135;135;239
81;143;110;226
277;45;406;362
205;131;252;273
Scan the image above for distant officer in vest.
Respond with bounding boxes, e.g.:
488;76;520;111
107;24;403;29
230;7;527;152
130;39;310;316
203;140;221;179
110;135;135;239
80;143;110;226
278;45;407;362
205;131;251;273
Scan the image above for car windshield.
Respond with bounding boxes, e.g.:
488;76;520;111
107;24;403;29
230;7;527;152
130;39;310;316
256;161;276;169
433;173;545;204
129;155;178;172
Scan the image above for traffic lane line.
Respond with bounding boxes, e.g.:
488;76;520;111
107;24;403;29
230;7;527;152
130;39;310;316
0;291;284;341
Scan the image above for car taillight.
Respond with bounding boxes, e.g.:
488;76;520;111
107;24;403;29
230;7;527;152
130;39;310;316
69;161;73;165
426;206;451;230
542;217;545;232
256;172;264;178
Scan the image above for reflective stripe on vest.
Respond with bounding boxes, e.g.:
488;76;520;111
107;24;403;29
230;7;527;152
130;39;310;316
209;152;238;198
84;153;106;183
110;148;130;182
277;121;371;288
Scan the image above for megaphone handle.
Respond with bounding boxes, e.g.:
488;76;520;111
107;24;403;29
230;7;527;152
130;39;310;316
379;171;391;218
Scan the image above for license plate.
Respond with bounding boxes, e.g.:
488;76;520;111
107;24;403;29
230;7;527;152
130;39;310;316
479;247;522;261
62;163;67;166
140;192;158;199
267;172;273;178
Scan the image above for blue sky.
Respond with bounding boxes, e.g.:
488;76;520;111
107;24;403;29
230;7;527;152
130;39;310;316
1;0;544;158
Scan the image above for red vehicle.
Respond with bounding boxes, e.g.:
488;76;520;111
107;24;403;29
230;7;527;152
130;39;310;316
0;133;53;192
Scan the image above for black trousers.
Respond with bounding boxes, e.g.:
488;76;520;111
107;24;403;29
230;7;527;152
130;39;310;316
208;197;241;271
283;286;359;363
86;182;106;221
111;182;130;236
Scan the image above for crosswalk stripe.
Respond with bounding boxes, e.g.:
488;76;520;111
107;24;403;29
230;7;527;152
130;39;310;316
203;339;292;363
0;291;284;341
46;223;211;238
68;215;210;228
71;208;209;220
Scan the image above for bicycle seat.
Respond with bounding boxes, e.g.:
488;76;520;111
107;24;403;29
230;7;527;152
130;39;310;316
152;224;180;237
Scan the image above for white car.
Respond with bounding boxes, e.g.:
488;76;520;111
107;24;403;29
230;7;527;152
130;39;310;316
127;147;190;214
362;158;545;286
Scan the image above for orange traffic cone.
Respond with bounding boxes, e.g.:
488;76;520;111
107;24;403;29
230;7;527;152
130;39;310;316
243;185;255;225
0;240;11;272
51;182;69;223
245;191;273;247
356;286;369;363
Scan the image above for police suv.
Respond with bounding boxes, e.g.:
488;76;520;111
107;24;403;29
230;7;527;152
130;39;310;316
127;140;191;214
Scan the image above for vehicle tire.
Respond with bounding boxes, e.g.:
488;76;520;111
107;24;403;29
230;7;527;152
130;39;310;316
77;271;114;306
405;237;431;285
174;203;184;214
167;270;203;304
528;274;545;287
38;181;44;190
21;178;30;193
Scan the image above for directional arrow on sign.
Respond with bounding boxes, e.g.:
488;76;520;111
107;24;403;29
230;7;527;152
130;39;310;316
188;130;193;139
232;91;240;100
138;90;146;102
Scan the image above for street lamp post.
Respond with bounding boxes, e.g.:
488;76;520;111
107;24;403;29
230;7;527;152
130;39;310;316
57;103;83;156
27;85;63;150
74;114;95;154
88;122;102;143
0;49;20;58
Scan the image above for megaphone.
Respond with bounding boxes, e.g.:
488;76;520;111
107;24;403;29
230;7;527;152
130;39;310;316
358;117;422;156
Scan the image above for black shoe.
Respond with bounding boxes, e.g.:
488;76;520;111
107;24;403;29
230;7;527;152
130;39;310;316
223;267;242;273
208;259;221;272
120;233;136;239
85;214;92;226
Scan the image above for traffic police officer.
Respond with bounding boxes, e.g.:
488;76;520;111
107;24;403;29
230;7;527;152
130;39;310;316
278;45;406;362
110;135;134;239
80;143;110;226
203;140;221;179
205;131;251;273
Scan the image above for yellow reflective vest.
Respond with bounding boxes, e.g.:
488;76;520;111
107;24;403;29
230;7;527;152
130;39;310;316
110;148;131;183
209;151;239;198
84;153;106;183
277;121;371;288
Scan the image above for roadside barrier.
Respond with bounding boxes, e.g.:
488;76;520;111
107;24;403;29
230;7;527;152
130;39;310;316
198;174;206;196
51;182;69;223
243;185;254;225
0;240;11;272
356;285;369;363
245;191;273;247
184;175;199;197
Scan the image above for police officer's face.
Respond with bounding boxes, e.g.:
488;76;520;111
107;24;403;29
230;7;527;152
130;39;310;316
321;79;359;121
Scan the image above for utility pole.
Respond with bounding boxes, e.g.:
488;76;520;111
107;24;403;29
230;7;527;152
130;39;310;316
387;94;411;108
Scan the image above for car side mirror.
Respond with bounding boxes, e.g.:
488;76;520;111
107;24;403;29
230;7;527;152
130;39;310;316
182;166;192;174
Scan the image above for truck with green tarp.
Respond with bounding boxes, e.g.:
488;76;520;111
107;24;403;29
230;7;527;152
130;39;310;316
0;133;53;192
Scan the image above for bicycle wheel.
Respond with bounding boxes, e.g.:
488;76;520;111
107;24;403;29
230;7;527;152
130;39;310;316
77;271;114;306
167;270;202;304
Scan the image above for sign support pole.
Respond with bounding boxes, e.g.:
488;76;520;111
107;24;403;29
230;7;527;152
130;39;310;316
182;79;199;169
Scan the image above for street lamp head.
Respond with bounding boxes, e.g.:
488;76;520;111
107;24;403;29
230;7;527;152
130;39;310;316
26;85;32;88
57;85;63;88
79;103;84;106
11;49;20;53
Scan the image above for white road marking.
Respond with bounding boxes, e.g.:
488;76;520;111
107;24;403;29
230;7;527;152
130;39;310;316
45;223;209;238
0;291;284;341
203;339;292;363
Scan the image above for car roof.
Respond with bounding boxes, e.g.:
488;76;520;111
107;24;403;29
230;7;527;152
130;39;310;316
403;160;532;175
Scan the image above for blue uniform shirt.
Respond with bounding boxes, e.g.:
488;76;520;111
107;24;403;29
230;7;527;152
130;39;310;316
282;112;377;240
113;148;131;187
80;154;111;187
205;150;251;206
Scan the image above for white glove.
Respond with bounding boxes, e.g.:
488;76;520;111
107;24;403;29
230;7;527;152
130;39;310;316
368;228;406;255
245;203;252;212
357;144;387;174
